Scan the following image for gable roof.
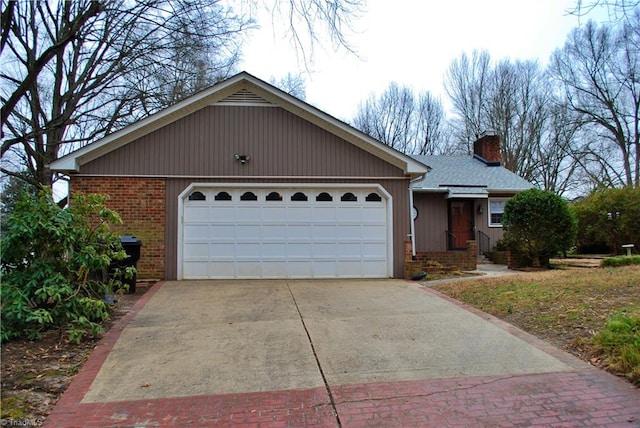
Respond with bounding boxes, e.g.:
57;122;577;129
50;71;428;179
410;155;534;198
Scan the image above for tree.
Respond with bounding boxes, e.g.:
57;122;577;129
1;1;249;188
1;0;364;188
444;50;492;152
352;82;447;154
270;72;307;99
0;189;128;342
502;189;577;267
549;19;640;188
571;187;640;254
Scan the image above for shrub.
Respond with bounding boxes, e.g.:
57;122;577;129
601;256;640;267
502;189;577;268
592;307;640;384
0;189;131;343
572;187;640;255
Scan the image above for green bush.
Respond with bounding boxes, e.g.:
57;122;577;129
503;189;577;268
601;256;640;267
592;307;640;384
572;187;640;255
0;189;131;343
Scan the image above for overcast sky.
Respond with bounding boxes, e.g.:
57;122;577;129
240;0;608;121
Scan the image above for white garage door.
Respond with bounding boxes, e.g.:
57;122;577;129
180;186;391;279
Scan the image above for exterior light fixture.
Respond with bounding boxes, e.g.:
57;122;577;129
234;154;250;164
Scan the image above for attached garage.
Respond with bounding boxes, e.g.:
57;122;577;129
179;184;392;279
50;72;428;280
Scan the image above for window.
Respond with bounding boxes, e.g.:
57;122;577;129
291;192;308;201
188;191;206;201
266;191;283;201
240;191;258;201
489;199;507;227
316;192;333;201
214;191;232;201
365;192;382;202
341;192;357;202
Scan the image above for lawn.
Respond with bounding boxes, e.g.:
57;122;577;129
433;265;640;385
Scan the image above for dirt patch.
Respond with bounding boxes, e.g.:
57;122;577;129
1;282;153;423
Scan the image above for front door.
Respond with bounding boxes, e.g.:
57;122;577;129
449;200;474;250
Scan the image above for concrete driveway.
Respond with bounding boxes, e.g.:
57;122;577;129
45;279;640;427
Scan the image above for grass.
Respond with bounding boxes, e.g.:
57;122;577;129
601;255;640;267
433;265;640;384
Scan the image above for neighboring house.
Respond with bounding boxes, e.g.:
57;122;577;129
49;72;428;280
410;132;535;268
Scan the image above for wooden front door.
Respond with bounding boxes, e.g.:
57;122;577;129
449;200;474;250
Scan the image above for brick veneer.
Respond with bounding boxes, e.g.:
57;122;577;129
404;240;477;278
70;177;166;279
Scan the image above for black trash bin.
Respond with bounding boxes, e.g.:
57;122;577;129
110;235;142;294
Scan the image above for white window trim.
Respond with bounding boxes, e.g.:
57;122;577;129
488;198;508;228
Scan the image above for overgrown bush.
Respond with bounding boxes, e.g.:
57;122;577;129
503;189;577;268
591;307;640;385
601;256;640;267
572;187;640;255
0;189;131;343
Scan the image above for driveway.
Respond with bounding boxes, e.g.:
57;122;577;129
45;279;640;427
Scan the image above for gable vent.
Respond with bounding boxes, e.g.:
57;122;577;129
216;89;274;106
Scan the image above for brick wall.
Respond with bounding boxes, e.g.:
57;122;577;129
71;177;166;279
404;240;477;278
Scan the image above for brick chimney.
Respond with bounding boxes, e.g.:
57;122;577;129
473;130;501;166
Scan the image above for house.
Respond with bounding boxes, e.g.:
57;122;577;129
49;72;429;280
409;132;535;271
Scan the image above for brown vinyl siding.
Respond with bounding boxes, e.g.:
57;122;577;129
81;106;404;178
413;192;448;251
164;178;410;279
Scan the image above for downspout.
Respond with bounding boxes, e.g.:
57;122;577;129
408;177;421;261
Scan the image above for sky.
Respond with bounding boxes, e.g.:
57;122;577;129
240;0;607;121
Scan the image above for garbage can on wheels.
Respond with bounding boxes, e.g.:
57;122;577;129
111;235;142;294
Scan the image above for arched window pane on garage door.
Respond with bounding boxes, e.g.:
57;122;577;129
240;191;258;201
188;191;206;201
316;192;333;201
366;192;382;202
341;192;357;202
291;192;308;201
214;191;232;201
266;191;283;201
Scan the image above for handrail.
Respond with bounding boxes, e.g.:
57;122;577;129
477;230;491;255
445;230;456;251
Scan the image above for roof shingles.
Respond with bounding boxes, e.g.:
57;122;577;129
411;155;534;193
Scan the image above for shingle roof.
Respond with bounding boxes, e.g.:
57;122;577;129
410;155;534;194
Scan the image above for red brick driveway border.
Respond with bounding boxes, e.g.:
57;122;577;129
44;281;640;427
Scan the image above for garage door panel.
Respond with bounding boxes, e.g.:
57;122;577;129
183;224;210;240
210;206;235;220
287;243;312;257
236;224;261;238
236;242;261;257
312;206;336;222
182;187;390;279
262;243;287;258
288;206;312;221
183;242;209;259
184;206;209;222
313;225;337;240
235;207;261;222
288;224;312;239
262;224;287;239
